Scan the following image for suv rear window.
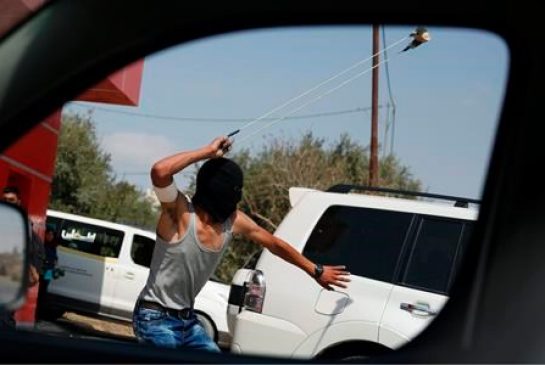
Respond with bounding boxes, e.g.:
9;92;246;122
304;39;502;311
303;205;413;283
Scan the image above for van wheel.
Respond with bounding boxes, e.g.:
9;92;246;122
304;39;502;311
195;312;218;343
316;341;390;362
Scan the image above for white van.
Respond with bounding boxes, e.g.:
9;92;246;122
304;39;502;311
44;210;230;345
227;185;478;360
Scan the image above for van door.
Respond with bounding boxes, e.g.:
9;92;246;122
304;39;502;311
107;231;154;319
47;216;125;315
378;217;473;349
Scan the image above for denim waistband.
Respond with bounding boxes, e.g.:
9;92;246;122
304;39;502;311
138;300;194;320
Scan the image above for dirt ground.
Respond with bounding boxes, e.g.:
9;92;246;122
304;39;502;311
59;312;231;349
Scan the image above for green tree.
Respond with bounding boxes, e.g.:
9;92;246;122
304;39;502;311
50;112;157;229
51;112;111;215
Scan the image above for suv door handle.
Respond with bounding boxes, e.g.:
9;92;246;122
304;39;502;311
124;272;135;280
400;302;437;316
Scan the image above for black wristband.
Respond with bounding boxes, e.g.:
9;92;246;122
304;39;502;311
313;263;324;279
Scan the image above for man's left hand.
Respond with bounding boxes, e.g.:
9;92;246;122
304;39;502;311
316;265;351;291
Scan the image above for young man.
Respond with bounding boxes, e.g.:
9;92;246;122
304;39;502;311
133;136;350;352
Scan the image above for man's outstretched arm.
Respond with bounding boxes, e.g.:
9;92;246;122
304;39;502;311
233;211;350;290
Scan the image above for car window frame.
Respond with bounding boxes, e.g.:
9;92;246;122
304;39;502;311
0;0;539;363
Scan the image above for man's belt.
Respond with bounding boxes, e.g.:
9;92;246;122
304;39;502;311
139;300;194;320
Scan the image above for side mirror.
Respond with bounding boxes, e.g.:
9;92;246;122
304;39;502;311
0;201;29;312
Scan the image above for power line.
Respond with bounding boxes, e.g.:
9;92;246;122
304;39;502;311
231;35;409;134
69;35;407;129
236;40;407;147
70;33;410;152
68;103;383;123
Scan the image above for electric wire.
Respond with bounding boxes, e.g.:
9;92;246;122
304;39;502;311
232;35;409;134
236;42;407;146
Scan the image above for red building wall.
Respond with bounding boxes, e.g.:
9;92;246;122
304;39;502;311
0;63;143;326
0;0;144;330
0;111;61;325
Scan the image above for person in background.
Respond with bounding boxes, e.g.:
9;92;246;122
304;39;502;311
36;225;59;319
1;186;44;329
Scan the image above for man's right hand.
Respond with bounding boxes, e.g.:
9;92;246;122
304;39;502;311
207;136;232;158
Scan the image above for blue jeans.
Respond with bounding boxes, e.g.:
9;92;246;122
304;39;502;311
132;304;220;352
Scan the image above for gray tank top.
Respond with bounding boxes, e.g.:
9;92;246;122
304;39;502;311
138;203;232;309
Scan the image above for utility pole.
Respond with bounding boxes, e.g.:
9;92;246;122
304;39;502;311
369;24;380;187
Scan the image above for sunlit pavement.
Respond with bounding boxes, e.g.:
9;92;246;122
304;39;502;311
33;318;135;343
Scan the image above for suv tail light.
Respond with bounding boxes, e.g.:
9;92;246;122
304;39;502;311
243;270;266;313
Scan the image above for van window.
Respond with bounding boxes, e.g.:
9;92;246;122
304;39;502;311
58;219;124;258
46;216;62;232
131;234;155;267
243;250;262;270
401;217;464;293
303;206;414;283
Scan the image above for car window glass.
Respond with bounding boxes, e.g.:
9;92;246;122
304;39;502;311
303;205;414;282
57;219;124;258
0;22;508;359
402;217;464;293
131;234;155;267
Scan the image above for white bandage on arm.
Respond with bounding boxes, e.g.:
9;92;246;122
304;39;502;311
153;180;179;203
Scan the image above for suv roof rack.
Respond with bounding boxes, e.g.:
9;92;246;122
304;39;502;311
326;184;480;208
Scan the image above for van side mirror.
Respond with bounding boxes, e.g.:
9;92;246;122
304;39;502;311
0;201;29;312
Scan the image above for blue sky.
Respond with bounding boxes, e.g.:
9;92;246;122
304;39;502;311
65;26;508;199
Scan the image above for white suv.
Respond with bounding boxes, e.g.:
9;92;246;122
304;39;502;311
227;185;478;360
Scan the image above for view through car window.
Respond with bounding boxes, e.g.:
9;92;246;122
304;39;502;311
0;25;508;360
